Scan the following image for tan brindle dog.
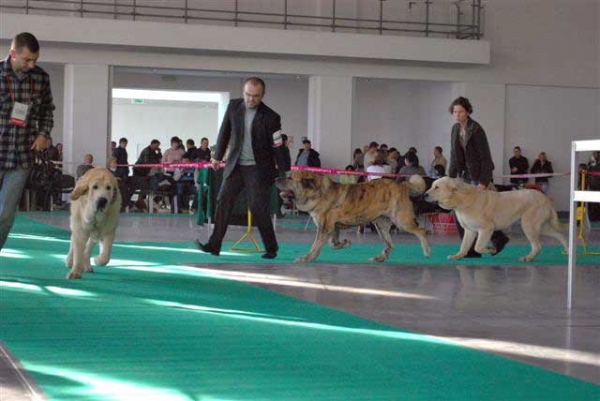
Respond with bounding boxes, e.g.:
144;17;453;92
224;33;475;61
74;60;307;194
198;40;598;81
276;170;431;262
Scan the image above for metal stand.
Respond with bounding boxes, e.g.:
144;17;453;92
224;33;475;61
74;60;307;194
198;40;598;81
230;210;263;253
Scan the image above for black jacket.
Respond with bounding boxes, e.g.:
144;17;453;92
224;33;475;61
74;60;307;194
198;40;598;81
448;118;494;186
295;148;321;168
509;156;530;184
530;159;553;183
213;99;288;182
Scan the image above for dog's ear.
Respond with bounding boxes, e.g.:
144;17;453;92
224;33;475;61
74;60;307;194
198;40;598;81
110;182;119;205
71;177;89;200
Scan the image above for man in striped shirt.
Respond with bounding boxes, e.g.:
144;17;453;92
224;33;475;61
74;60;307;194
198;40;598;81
0;32;55;251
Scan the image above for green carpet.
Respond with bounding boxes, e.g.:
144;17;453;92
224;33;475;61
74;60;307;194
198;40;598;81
1;216;598;400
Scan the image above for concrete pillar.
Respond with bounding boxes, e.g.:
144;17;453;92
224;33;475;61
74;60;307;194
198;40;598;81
307;75;354;169
63;63;110;176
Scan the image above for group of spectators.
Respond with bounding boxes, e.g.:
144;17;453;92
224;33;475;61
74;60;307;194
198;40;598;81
107;136;212;213
348;142;446;185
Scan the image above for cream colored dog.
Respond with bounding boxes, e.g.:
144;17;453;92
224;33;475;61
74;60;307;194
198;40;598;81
424;177;567;262
66;167;121;279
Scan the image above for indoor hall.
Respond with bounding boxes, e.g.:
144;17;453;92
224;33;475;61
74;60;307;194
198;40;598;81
1;0;599;400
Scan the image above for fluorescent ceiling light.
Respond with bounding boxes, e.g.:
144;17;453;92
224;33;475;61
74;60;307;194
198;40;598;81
112;88;222;103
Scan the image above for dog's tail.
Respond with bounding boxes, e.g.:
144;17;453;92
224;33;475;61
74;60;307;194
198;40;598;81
406;175;426;195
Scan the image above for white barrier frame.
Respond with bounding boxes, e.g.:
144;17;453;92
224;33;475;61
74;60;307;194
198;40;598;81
568;139;600;311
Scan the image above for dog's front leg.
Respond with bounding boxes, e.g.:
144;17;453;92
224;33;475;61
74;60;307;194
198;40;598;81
95;232;115;267
83;238;95;272
474;228;496;255
448;229;477;260
296;226;331;262
67;234;88;279
65;236;74;268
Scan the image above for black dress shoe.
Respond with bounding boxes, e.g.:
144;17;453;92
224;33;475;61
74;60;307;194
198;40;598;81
261;251;277;259
492;235;510;256
195;240;220;256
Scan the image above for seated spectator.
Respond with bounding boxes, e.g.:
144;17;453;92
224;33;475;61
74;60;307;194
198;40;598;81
183;139;197;160
112;137;130;180
107;156;127;211
76;154;94;180
340;165;359;184
398;151;426;182
387;148;401;174
530;152;554;194
509;146;530;187
366;149;392;181
296;139;321;167
162;136;185;177
429;146;447;177
190;137;211;162
433;164;446;178
352;148;364;171
174;157;197;212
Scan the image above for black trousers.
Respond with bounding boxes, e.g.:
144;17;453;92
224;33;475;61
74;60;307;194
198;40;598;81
209;165;278;253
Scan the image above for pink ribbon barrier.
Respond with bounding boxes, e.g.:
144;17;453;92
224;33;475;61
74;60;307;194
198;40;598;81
105;161;596;180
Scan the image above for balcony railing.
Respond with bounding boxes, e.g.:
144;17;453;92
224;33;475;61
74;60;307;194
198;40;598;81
1;0;484;40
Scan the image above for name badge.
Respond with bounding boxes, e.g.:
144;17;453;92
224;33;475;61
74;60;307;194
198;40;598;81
10;102;29;127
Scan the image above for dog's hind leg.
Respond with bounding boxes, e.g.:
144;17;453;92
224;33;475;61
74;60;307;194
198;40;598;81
395;214;431;257
448;229;477;260
520;218;543;262
95;232;115;267
542;213;568;251
329;226;351;250
371;218;394;262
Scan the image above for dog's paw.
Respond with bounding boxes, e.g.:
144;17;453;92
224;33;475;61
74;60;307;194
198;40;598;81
447;254;463;260
67;270;82;280
295;255;314;263
84;265;95;273
369;256;387;263
519;256;534;262
330;239;351;250
94;255;109;267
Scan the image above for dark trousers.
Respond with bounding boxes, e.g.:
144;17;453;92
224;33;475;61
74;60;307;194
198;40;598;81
209;165;278;253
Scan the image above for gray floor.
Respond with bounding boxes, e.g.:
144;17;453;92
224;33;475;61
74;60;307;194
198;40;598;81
3;212;600;400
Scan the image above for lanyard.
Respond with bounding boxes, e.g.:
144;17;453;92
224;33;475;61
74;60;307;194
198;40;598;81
5;75;34;103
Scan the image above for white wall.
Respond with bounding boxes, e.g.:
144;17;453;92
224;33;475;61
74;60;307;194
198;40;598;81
112;100;218;158
111;71;309;158
353;79;455;168
505;85;599;211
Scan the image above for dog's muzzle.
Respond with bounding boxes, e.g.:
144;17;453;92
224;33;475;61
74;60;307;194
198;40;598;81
96;197;108;210
275;176;289;190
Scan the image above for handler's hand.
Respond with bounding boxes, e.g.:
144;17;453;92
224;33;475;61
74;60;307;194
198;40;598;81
30;135;49;151
477;183;487;190
211;159;221;171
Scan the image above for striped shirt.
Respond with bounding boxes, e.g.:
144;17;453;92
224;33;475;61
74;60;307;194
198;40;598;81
0;55;55;169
